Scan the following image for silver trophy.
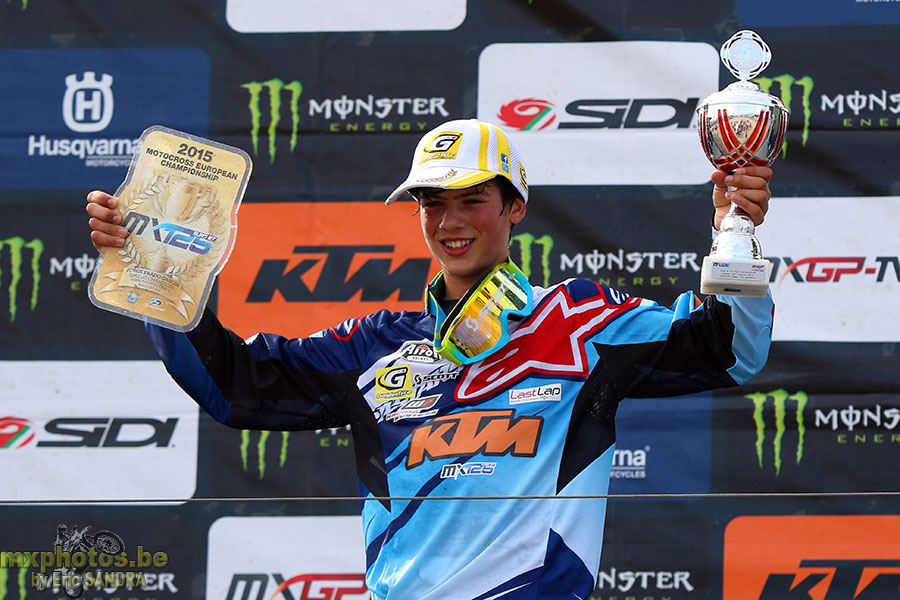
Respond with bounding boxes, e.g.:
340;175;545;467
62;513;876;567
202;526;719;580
697;30;789;297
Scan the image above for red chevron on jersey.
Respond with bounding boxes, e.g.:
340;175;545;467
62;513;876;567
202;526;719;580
455;286;641;402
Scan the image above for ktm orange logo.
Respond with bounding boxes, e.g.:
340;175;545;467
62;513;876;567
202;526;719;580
406;409;543;468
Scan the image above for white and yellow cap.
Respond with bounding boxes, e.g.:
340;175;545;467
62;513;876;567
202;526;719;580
385;119;528;205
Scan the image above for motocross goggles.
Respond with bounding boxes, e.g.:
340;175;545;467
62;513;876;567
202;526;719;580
428;260;533;366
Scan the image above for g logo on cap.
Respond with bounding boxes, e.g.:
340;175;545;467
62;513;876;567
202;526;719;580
424;132;461;153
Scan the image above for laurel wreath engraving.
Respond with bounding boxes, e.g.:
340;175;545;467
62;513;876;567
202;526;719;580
102;173;228;320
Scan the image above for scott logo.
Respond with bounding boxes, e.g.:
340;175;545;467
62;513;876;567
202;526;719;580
63;72;114;133
242;79;303;163
407;409;543;468
497;98;557;131
0;237;43;323
0;417;35;449
246;245;431;303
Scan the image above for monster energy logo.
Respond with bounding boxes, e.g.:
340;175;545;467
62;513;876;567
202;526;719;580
240;430;291;479
510;232;554;287
754;74;814;157
6;0;28;10
747;389;808;476
0;560;30;600
242;79;304;163
0;237;43;323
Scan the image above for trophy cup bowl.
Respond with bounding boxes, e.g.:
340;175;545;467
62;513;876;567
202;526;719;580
697;30;789;297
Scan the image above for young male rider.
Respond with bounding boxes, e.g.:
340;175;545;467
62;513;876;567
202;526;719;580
86;119;774;600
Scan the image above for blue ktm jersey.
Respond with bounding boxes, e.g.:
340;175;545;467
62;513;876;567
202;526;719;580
147;278;773;600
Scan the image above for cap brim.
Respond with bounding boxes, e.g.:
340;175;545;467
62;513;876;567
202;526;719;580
385;166;497;205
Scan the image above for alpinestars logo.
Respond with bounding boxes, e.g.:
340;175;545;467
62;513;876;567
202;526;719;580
456;287;640;402
0;237;43;323
243;79;304;163
755;74;814;156
746;389;808;476
497;99;557;130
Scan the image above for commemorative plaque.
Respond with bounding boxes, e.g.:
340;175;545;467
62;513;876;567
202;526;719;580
89;126;251;331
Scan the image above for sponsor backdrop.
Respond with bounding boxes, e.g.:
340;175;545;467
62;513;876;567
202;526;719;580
1;1;898;599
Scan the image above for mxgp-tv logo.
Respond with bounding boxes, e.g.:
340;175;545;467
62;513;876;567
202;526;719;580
0;237;43;323
746;390;808;476
225;572;367;600
63;72;114;133
769;255;900;285
724;516;900;599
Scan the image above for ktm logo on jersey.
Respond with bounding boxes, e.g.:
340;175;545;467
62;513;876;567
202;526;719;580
406;409;543;468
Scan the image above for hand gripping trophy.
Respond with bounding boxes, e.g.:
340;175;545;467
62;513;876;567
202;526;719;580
697;30;789;297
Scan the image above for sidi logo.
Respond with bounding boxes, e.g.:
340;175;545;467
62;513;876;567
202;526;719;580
62;72;115;133
407;409;542;468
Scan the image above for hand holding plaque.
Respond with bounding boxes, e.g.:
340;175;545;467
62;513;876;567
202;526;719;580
697;31;789;297
89;126;252;331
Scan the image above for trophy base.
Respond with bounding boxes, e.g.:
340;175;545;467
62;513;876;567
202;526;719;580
700;256;772;297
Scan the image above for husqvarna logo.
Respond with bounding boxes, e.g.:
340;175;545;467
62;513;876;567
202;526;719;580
63;72;114;133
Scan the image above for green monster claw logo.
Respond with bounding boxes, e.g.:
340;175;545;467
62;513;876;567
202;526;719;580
746;389;808;476
0;237;43;323
510;232;554;287
242;79;303;163
240;430;291;479
754;74;814;157
6;0;29;10
0;561;30;600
